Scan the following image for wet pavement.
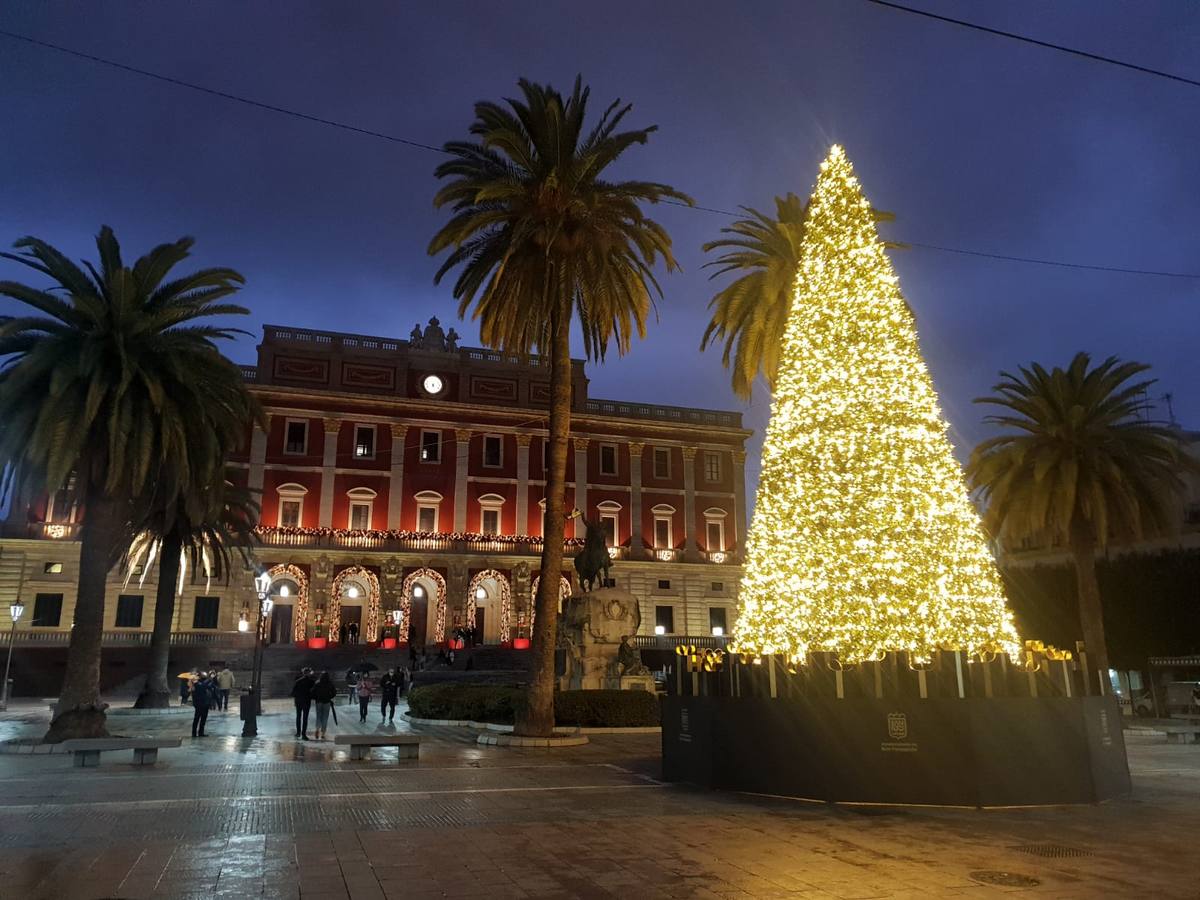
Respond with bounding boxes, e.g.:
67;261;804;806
0;699;1197;898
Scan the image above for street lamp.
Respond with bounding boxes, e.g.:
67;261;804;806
243;572;273;734
1;600;25;711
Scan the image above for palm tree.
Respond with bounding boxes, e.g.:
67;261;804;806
700;193;807;400
701;195;899;399
428;77;690;735
0;227;257;740
968;353;1192;679
127;475;259;708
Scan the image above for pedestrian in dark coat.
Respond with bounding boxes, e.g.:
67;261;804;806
379;669;399;723
290;668;316;740
191;675;212;737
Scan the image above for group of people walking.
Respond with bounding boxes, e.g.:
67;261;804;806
290;666;409;739
184;666;236;738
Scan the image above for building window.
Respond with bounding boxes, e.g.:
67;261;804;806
414;490;443;533
482;434;503;468
657;579;671;590
711;581;725;592
31;593;63;627
478;493;505;535
115;594;144;628
599;443;618;476
280;500;302;528
653;447;671;479
655;605;675;634
709;607;728;636
353;425;376;459
704;508;728;552
349;502;372;530
285;419;308;454
704;451;721;482
596;500;621;548
420;429;442;463
651;504;675;550
43;562;63;574
192;596;220;630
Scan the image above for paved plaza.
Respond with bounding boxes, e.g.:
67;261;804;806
0;699;1196;899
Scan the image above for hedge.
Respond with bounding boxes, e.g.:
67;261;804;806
407;684;660;727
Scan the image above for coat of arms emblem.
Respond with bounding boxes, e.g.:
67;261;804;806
886;712;908;740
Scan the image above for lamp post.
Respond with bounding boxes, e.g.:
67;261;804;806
1;600;25;711
243;572;273;735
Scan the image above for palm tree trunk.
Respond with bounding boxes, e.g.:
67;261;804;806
1068;523;1110;690
517;303;572;737
134;531;182;709
43;488;123;741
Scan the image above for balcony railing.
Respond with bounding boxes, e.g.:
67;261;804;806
584;398;742;429
631;634;731;651
0;630;256;648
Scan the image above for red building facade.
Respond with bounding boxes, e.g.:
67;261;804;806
0;319;751;648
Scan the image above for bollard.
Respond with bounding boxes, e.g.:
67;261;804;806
240;687;257;737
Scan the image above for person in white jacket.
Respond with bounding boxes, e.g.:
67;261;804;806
215;667;236;711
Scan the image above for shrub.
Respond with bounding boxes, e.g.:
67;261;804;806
554;689;661;727
407;685;661;727
407;683;524;724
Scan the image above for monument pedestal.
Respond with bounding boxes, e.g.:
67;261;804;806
557;587;652;692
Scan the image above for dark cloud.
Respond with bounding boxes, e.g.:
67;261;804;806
1;1;1196;494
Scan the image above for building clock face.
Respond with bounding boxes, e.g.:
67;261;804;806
422;374;444;396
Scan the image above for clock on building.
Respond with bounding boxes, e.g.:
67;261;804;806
421;374;445;396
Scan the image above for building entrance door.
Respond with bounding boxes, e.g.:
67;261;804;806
342;606;363;643
411;595;428;648
473;608;485;646
269;604;293;644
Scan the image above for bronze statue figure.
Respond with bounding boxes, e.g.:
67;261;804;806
573;514;612;592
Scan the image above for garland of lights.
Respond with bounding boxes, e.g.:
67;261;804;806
529;574;572;631
328;566;382;642
264;563;310;642
466;569;513;642
400;568;448;643
254;525;583;546
732;145;1020;665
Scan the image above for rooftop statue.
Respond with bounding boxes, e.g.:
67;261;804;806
409;317;456;352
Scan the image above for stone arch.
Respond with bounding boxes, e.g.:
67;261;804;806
265;563;309;642
401;567;448;644
330;566;382;642
466;569;513;643
530;574;573;629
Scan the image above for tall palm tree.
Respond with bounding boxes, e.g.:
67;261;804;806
429;77;690;735
701;195;898;399
700;193;807;400
968;353;1192;679
127;475;259;708
0;227;257;740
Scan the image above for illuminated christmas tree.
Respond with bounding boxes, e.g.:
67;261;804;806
733;145;1020;664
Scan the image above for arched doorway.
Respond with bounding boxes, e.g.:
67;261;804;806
400;568;447;646
330;566;382;643
530;574;573;630
265;563;309;643
466;569;512;645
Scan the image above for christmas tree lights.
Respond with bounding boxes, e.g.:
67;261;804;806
733;145;1020;664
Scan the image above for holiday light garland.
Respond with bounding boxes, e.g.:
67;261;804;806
263;563;310;642
466;569;513;642
254;525;583;547
732;145;1021;665
529;574;572;631
329;566;382;642
400;568;448;643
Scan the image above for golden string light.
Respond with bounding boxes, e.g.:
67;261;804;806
732;145;1021;665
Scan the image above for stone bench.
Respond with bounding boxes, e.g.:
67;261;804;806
61;738;183;767
1161;725;1200;745
334;733;420;761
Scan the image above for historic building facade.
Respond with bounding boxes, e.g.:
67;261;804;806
0;319;751;649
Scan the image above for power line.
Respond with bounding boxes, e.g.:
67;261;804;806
1;27;1197;281
0;28;447;154
864;0;1200;89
